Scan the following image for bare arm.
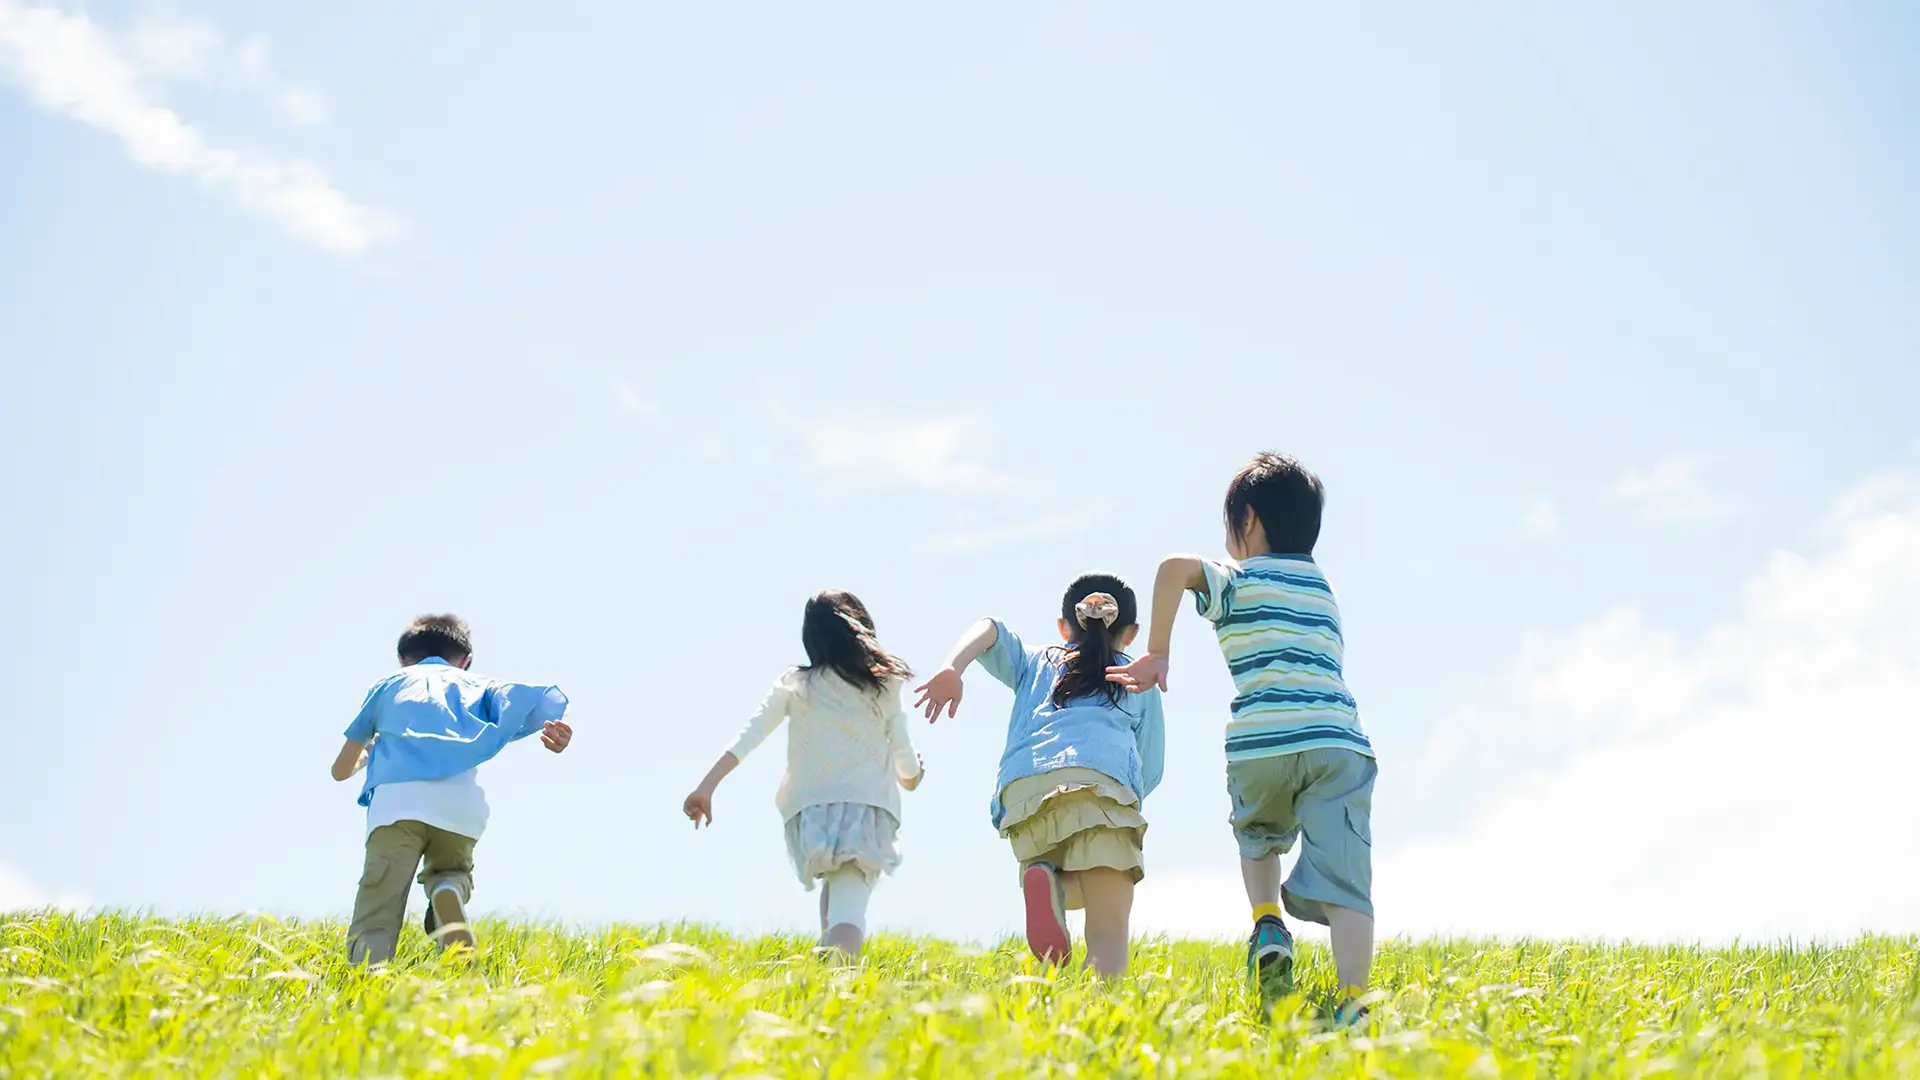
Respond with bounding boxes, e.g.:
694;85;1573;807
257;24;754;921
912;618;1000;721
682;752;739;827
1107;555;1207;692
330;738;369;782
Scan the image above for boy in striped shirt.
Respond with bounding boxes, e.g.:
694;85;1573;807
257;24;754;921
1108;452;1375;1023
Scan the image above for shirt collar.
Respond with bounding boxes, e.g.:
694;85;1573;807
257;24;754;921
1245;552;1316;565
416;656;454;666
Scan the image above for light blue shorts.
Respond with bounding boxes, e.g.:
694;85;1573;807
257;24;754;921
1226;747;1376;924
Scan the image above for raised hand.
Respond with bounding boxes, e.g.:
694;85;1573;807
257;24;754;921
913;668;965;721
541;720;573;753
1106;653;1170;694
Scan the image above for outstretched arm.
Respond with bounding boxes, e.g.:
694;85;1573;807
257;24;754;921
330;738;369;782
913;618;999;721
1107;555;1206;693
683;752;738;827
685;680;790;827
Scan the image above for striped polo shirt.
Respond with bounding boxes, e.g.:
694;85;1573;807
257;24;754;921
1195;553;1373;762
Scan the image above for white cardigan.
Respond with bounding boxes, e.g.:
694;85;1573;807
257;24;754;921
727;667;922;822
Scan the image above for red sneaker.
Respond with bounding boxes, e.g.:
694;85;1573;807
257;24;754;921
1021;862;1071;964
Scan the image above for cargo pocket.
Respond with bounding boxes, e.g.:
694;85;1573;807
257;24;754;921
359;854;395;890
1345;805;1372;848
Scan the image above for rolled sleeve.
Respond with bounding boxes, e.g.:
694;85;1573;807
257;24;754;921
726;677;792;761
1193;560;1239;624
976;620;1032;690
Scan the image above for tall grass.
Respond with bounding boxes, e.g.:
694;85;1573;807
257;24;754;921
1;913;1915;1077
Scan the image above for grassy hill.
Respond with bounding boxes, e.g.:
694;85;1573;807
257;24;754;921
0;913;1914;1077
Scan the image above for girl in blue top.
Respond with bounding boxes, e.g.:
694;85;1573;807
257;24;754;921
916;572;1165;977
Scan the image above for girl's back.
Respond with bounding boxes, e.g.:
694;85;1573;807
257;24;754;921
763;666;917;820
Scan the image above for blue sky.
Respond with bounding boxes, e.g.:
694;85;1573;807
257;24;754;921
2;2;1916;942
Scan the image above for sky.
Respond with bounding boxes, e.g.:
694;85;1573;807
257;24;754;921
1;1;1916;945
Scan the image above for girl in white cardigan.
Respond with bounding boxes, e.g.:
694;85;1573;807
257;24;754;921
683;589;924;960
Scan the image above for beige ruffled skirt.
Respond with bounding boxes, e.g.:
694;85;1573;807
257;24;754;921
998;767;1146;883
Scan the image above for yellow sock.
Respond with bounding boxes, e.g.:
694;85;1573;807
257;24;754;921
1252;902;1283;923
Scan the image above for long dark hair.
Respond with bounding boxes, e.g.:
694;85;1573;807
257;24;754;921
1051;572;1139;708
800;589;912;692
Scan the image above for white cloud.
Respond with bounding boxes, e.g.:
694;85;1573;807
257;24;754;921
1374;468;1920;940
926;509;1102;555
0;861;88;912
615;383;664;421
0;0;392;254
795;414;1012;494
1520;499;1560;539
273;85;327;126
1614;454;1737;524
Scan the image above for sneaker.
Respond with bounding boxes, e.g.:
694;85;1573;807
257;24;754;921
425;885;475;951
1246;915;1294;1001
1021;862;1071;964
1331;997;1371;1031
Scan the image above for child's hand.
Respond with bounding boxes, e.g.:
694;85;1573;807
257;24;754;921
899;755;926;791
683;790;714;828
913;668;965;721
541;720;573;753
1106;653;1170;693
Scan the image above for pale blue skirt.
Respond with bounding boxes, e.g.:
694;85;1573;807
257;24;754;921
783;802;901;888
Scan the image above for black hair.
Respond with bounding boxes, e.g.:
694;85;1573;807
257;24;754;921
1224;451;1325;555
1050;572;1138;708
397;613;473;665
801;589;912;692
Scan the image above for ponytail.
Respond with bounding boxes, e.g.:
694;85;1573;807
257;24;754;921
1050;574;1138;708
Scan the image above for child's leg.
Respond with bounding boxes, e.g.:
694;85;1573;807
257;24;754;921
418;826;477;951
818;880;830;937
1075;867;1135;978
820;866;872;961
348;823;428;965
1325;905;1374;992
1241;854;1282;913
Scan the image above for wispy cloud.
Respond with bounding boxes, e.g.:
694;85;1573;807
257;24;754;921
926;508;1103;555
1520;499;1561;539
0;0;396;254
795;413;1013;495
615;383;664;421
1614;454;1736;524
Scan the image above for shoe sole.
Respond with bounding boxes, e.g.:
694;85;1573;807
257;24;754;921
1021;865;1071;964
430;889;475;951
1256;950;1295;999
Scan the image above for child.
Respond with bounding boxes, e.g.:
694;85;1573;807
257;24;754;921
1109;452;1375;1024
915;573;1165;978
683;589;924;962
331;614;573;965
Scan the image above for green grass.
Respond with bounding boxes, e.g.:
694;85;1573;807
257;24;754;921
1;913;1916;1078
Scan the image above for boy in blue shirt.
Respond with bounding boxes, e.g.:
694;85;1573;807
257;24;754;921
330;614;573;964
1109;453;1375;1024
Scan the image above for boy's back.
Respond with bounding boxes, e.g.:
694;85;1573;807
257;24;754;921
1194;553;1371;762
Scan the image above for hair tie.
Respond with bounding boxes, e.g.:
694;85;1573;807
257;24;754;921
1074;593;1119;629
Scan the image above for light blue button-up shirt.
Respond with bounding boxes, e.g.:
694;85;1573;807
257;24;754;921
343;657;569;807
979;621;1165;829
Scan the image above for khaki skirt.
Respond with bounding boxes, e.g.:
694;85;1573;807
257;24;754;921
999;767;1146;883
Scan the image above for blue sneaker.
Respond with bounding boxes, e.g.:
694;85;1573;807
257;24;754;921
1331;996;1371;1031
1247;915;1294;1001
